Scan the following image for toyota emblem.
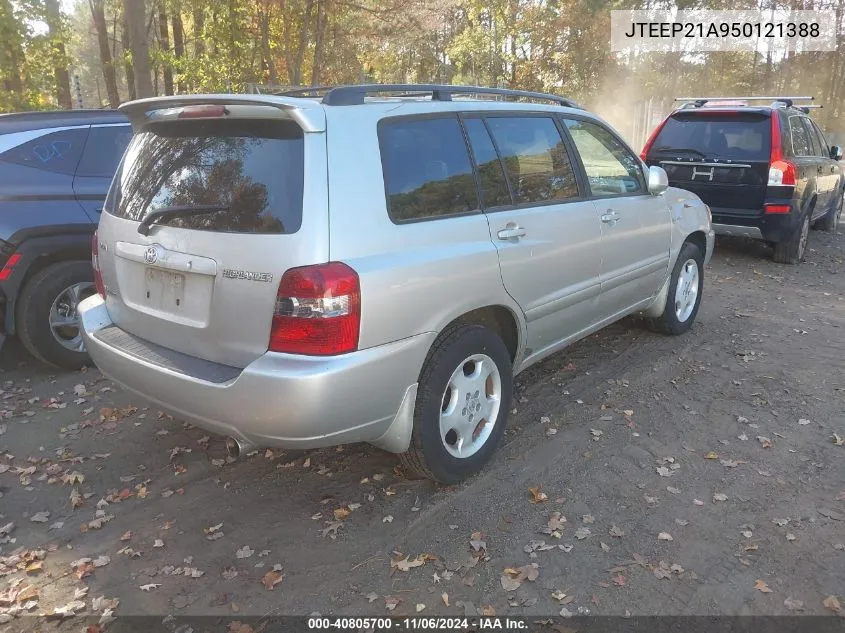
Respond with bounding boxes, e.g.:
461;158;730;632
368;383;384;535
144;245;159;265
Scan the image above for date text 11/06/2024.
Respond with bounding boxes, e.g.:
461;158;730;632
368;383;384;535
307;617;528;630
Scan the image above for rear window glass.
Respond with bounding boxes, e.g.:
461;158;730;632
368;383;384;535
77;125;132;178
107;119;304;234
650;113;771;161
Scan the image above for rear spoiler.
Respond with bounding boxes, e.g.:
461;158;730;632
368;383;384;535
118;94;326;133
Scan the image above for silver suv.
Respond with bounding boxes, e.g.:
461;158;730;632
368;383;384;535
79;85;714;483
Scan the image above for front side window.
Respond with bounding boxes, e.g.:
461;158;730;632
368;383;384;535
379;117;478;223
564;119;645;196
789;116;813;157
807;119;830;157
108;118;304;234
0;127;88;175
485;116;579;205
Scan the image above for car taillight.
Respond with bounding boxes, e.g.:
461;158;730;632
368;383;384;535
92;232;105;298
768;111;796;186
640;115;670;161
268;262;360;356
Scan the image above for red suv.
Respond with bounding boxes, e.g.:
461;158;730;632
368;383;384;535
641;97;843;264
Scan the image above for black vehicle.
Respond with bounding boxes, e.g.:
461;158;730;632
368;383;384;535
641;97;844;264
0;110;131;368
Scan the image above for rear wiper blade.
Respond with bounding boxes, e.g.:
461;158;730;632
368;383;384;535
137;204;230;236
652;146;708;158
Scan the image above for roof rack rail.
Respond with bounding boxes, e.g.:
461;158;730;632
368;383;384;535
674;96;814;109
318;84;581;108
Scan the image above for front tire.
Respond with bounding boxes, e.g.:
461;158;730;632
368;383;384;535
773;213;810;264
400;324;513;484
17;261;96;369
647;241;704;336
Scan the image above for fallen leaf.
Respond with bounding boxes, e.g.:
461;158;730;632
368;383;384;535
783;597;804;611
120;530;133;541
609;525;625;538
600;541;611;552
500;574;521;592
613;573;626;586
754;579;772;593
575;527;591;540
25;560;43;574
528;486;548;503
384;596;401;611
657;532;673;541
139;583;161;591
333;507;351;521
786;533;796;542
93;555;110;567
757;436;772;448
590;429;603;440
656;466;671;477
416;603;425;612
772;518;789;527
832;433;844;446
236;545;254;559
822;595;841;613
262;570;283;590
30;511;50;523
75;562;95;579
582;514;595;524
713;493;728;502
548;512;567;530
704;451;719;460
441;592;449;607
391;555;425;572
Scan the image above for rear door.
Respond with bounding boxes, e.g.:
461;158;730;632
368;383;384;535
563;117;670;316
73;123;132;221
645;110;771;220
787;114;825;216
96;108;327;368
806;118;840;216
469;114;603;357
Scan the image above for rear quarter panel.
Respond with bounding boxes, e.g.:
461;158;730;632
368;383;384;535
323;107;526;353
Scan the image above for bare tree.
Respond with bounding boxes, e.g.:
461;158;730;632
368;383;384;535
89;0;120;107
123;0;153;98
45;0;72;108
171;7;185;92
158;0;173;95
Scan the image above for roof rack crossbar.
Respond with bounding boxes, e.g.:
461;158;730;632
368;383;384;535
674;96;815;102
320;84;580;108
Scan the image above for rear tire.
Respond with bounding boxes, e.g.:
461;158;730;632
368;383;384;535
647;241;704;336
400;324;513;484
773;213;810;264
816;195;841;233
17;261;96;370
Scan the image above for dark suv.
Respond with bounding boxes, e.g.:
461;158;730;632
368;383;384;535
641;98;843;264
0;110;131;368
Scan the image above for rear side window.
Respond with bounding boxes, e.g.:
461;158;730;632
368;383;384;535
789;117;813;157
0;127;87;175
650;113;771;161
76;125;132;178
485;116;579;205
379;117;478;223
463;118;512;208
108;119;304;234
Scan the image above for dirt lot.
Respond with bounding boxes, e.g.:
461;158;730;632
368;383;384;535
1;230;844;628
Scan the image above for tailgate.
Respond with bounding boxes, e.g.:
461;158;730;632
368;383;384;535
97;107;328;368
646;110;771;214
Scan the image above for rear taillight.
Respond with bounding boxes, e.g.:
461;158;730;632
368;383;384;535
0;253;21;281
768;111;796;186
92;232;105;298
268;262;360;356
640;115;670;161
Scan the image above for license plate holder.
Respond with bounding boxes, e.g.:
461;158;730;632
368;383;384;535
144;267;185;312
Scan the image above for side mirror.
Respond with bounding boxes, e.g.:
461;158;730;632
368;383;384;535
830;145;843;161
648;165;669;195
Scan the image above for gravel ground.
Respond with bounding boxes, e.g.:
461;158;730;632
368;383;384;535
1;230;844;629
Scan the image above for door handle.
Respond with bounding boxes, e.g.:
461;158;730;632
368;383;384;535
497;225;527;240
600;210;620;225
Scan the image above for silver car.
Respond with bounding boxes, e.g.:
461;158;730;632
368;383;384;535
79;85;714;483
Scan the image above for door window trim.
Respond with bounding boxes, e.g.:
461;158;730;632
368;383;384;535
806;118;830;158
558;114;650;201
788;115;814;157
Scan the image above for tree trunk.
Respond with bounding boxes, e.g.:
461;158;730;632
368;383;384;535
171;9;185;92
89;0;120;107
0;0;25;97
121;15;136;100
311;0;328;86
289;0;314;86
193;6;205;57
124;0;153;97
45;0;72;109
158;1;173;95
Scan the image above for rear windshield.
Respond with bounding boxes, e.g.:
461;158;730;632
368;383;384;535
107;118;304;234
649;112;771;161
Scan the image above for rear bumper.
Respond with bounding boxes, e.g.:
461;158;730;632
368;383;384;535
710;202;800;243
79;294;433;451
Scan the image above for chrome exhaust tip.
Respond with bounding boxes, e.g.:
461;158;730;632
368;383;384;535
225;436;253;459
